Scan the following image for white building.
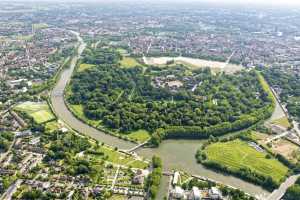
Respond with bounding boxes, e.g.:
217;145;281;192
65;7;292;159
172;186;185;199
190;186;201;200
173;171;181;185
209;187;222;200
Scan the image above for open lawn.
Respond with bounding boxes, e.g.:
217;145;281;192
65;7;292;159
45;121;61;133
14;34;33;41
127;130;151;143
88;145;149;169
116;48;129;55
119;57;143;68
109;195;127;200
14;101;55;124
204;139;289;183
271;117;291;129
32;23;49;29
69;104;100;127
77;63;96;72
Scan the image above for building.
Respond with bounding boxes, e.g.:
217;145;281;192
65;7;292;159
209;187;222;200
171;186;185;199
173;171;181;185
190;186;201;200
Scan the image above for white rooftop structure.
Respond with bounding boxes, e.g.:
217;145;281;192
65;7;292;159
172;186;185;199
209;187;222;199
191;186;201;200
173;171;181;185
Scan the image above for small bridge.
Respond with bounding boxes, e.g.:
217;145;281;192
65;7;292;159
127;140;149;153
266;174;300;200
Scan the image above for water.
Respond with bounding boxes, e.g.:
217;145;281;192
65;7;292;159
50;32;270;197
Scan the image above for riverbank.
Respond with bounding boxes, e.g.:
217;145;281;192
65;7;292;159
49;31;270;197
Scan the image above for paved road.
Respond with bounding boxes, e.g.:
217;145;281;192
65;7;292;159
265;131;290;144
0;135;16;163
266;174;300;200
0;179;22;200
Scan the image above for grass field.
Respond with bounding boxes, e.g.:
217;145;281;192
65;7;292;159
257;72;276;104
127;130;151;143
14;34;33;41
15;101;55;124
45;121;61;133
69;104;100;127
204;139;288;183
77;63;96;72
119;57;143;68
116;48;128;55
89;145;149;169
271;117;291;129
32;23;49;30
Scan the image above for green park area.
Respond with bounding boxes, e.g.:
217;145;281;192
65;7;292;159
203;139;289;183
127;130;151;143
14;101;55;124
88;145;149;169
32;23;49;30
45;121;61;133
119;57;143;68
69;104;101;127
77;63;96;72
271;117;291;129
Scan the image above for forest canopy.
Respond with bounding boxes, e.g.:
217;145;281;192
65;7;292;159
68;47;274;144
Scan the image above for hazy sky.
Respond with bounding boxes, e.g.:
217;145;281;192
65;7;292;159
205;0;300;5
13;0;300;7
157;0;300;6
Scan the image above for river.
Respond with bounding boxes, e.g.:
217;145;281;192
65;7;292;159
50;32;270;198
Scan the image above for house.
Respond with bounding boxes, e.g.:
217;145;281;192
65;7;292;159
171;186;185;199
173;171;181;185
190;186;201;200
209;187;222;199
132;169;149;184
29;137;40;145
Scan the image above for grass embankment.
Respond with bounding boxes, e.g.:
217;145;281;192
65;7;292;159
257;71;276;106
14;101;55;124
69;104;100;127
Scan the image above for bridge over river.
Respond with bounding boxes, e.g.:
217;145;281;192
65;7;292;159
49;30;286;199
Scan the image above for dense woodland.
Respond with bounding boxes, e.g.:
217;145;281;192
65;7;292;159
260;66;300;120
68;47;274;143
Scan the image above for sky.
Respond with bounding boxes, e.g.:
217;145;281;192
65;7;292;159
203;0;300;5
12;0;300;7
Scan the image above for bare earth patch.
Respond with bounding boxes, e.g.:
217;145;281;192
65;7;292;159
272;139;300;163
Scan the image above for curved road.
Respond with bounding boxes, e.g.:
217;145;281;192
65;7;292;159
51;31;272;198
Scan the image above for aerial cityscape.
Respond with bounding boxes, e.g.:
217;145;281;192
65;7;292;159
0;0;300;200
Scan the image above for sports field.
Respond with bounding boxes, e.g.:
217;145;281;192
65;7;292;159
204;139;288;183
14;101;55;124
